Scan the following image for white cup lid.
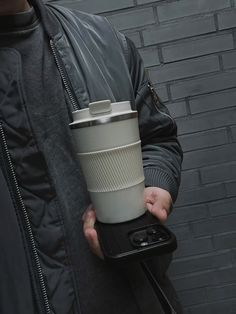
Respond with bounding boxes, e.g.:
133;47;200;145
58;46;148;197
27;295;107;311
69;100;137;129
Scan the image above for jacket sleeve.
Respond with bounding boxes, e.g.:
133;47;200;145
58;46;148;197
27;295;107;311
126;37;183;203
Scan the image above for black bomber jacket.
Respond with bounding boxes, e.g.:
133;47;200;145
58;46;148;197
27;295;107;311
0;0;182;313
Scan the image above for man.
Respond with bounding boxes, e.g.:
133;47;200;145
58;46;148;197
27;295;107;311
0;0;183;313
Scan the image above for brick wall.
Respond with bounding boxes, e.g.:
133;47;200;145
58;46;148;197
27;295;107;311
48;1;236;313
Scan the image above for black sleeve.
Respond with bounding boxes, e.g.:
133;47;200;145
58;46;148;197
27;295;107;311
126;36;183;203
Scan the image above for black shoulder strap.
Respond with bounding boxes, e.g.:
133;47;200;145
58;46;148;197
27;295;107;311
123;261;176;314
123;262;165;314
141;262;177;314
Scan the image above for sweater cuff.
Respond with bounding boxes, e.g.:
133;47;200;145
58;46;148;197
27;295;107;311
144;168;179;203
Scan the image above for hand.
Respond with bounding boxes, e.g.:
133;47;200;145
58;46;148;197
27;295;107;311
82;205;104;259
144;187;173;223
83;187;173;259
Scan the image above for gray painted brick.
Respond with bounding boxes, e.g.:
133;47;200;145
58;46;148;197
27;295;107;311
189;88;236;114
192;214;236;236
138;47;160;67
177;108;236;135
154;83;169;102
107;8;155;31
188;299;236;314
168;223;193;242
143;16;215;45
233;249;236;263
170;70;236;100
232;125;236;142
178;288;207;307
175;184;225;206
182;143;236;170
148;56;219;84
157;0;230;22
162;33;234;63
207;283;236;302
179;128;228;152
213;231;236;250
125;32;142;48
187;304;208;314
218;9;236;30
173;237;214;259
222;51;236;69
172;269;219;291
209;197;236;217
218;267;236;285
137;0;161;4
226;180;236;197
54;0;134;14
168;204;208;225
169;251;232;276
166;101;187;118
201;162;236;184
180;170;200;189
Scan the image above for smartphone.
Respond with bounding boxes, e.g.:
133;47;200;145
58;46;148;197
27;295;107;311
95;211;177;265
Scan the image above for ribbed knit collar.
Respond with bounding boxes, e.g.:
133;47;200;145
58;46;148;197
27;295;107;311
0;6;39;33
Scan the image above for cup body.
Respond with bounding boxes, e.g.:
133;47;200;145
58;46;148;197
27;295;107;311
70;100;146;223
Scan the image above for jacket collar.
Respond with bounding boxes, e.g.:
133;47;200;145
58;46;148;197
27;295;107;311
28;0;59;39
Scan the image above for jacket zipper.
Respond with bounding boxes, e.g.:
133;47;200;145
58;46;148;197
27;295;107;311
148;82;175;129
50;39;80;112
0;123;51;314
50;38;83;314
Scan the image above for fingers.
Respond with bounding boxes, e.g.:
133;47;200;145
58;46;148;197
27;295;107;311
144;187;173;223
85;228;104;259
147;202;168;223
83;206;104;259
82;204;93;221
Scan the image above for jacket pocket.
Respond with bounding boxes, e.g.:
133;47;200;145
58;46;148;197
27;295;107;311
136;81;176;144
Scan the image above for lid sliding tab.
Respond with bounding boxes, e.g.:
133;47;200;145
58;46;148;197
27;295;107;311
89;100;112;116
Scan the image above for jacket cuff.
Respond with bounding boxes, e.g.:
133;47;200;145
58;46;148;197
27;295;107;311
144;167;179;203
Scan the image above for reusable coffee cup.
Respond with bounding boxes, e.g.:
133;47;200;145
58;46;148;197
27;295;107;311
69;100;146;223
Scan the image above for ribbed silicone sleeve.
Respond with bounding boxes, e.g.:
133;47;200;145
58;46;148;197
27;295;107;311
77;141;144;192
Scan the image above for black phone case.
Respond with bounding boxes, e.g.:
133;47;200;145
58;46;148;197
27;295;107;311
95;211;177;265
